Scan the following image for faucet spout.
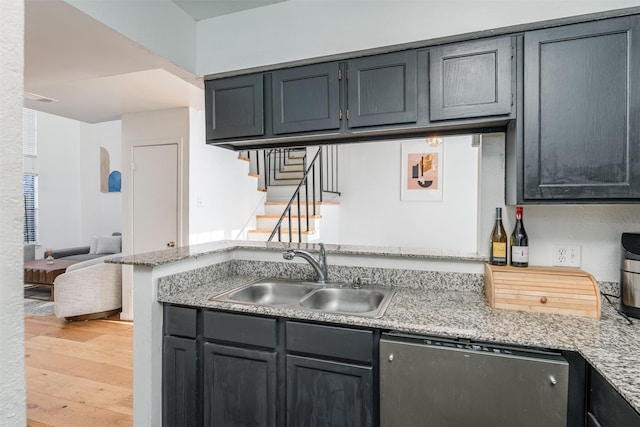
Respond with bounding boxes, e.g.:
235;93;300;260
283;243;328;283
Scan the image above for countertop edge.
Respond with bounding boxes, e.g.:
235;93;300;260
108;241;488;267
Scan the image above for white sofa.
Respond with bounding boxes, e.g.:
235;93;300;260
53;254;122;320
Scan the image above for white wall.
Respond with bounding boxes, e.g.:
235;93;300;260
478;134;640;283
196;0;640;75
23;113;122;256
337;137;479;252
36;112;82;255
188;110;266;243
121;107;192;320
80;120;122;241
0;0;26;423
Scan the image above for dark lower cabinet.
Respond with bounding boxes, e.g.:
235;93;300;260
523;15;640;201
203;343;277;427
163;335;198;427
588;366;640;427
163;305;640;427
286;355;374;427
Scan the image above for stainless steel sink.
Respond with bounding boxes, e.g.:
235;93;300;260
299;287;395;317
214;278;321;305
211;278;395;318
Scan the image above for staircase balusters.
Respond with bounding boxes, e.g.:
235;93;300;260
240;145;338;243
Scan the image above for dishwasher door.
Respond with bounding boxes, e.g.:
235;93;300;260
380;335;569;427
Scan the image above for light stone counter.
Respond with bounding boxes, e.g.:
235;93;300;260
156;258;640;416
114;242;638;424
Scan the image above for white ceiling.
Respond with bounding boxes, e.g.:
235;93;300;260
173;0;288;20
24;0;204;124
24;0;292;124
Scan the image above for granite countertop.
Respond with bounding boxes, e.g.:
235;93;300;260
109;240;487;267
158;274;640;414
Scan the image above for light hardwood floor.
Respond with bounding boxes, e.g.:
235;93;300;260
24;313;133;427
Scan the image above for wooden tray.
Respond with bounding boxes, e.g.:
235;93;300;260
484;264;601;319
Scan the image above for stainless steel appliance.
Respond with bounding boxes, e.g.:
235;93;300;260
380;333;569;427
621;232;640;319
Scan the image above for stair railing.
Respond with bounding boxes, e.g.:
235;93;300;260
268;145;341;242
268;147;320;242
239;146;340;242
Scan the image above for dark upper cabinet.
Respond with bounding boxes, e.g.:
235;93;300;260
205;74;264;140
346;51;417;128
430;37;513;121
286;355;374;427
272;62;341;134
203;343;277;427
523;16;640;201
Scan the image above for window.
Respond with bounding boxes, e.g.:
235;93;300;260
23;174;38;244
23;108;38;243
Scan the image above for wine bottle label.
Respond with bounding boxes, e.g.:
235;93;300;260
512;246;529;262
493;242;507;258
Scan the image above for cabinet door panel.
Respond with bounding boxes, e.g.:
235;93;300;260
286;321;373;363
589;366;640;427
524;16;640;200
205;74;264;140
163;336;197;427
272;63;340;134
164;305;197;338
203;343;277;427
203;310;277;348
347;51;417;128
286;355;373;427
430;37;512;120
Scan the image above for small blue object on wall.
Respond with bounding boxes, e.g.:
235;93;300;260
108;170;121;192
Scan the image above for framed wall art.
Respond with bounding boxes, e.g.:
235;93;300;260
401;139;444;201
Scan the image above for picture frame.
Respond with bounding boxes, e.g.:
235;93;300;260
401;139;444;201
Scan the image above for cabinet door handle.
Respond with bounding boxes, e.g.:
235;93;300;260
167;241;176;248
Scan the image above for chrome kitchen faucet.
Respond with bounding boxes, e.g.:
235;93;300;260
283;243;328;284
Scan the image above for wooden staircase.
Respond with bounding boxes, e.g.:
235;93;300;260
239;148;340;242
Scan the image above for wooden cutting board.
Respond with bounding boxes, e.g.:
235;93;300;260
484;264;601;319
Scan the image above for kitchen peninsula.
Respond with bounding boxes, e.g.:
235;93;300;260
112;241;640;426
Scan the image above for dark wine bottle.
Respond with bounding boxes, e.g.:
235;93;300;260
490;207;507;265
510;206;529;267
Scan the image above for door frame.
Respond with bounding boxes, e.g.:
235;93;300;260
121;137;188;320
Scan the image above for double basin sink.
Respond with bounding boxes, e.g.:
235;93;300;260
212;278;395;318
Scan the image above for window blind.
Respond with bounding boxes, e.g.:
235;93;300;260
23;174;38;244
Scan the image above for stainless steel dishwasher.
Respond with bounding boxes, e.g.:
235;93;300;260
380;332;569;427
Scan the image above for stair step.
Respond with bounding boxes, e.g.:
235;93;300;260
256;214;322;219
247;228;320;242
270;178;304;186
276;165;304;175
256;216;321;231
264;201;338;216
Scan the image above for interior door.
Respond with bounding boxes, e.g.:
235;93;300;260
132;143;178;253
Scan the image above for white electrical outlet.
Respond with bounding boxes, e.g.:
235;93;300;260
552;245;581;267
